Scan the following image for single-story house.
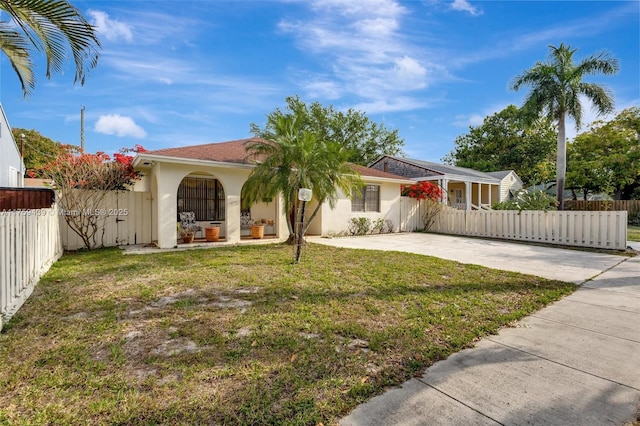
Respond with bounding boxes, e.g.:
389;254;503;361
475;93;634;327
132;139;413;248
369;156;522;211
0;103;24;188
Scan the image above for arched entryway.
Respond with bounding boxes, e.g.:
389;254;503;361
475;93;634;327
240;182;279;238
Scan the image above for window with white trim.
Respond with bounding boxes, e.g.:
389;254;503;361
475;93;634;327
352;185;380;212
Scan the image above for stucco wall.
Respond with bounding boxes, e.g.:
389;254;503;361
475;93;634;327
318;180;403;236
0;106;23;187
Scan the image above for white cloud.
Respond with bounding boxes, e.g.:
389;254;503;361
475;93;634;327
393;56;427;90
453;113;483;127
305;80;342;99
453;102;511;127
94;114;146;138
88;10;133;42
279;0;443;113
450;0;482;16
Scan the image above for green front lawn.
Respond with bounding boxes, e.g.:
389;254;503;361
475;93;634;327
628;225;640;242
0;244;575;425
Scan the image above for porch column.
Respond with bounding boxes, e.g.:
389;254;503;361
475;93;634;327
465;181;471;211
154;163;180;249
488;184;492;209
224;179;245;244
442;179;449;205
478;183;482;210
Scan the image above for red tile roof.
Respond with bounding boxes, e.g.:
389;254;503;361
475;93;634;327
146;139;409;181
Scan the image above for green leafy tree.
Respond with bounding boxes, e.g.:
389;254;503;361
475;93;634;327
243;114;363;244
250;96;404;166
0;0;101;96
511;43;619;209
567;107;640;199
443;105;556;186
11;127;78;177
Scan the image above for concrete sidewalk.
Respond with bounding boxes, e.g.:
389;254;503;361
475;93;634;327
309;234;640;425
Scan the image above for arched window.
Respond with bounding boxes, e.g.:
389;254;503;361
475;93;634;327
177;178;225;221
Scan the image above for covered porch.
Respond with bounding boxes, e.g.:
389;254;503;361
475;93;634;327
420;175;500;211
133;154;288;249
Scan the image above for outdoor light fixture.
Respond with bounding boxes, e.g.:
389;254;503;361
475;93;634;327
295;188;312;263
298;188;312;202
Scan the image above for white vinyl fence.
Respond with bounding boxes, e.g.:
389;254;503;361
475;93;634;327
401;198;628;250
60;190;153;250
1;207;63;329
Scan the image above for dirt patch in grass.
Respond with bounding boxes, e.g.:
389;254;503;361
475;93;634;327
0;244;575;425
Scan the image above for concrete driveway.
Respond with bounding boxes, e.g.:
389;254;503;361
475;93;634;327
309;233;626;284
309;233;640;425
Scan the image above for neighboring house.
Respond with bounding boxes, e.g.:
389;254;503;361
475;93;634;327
132;139;412;249
0;103;24;188
369;156;522;211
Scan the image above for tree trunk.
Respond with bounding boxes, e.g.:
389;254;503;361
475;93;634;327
556;114;567;210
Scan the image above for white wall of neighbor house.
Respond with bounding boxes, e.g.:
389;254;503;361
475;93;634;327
315;180;404;236
0;106;24;188
500;173;523;201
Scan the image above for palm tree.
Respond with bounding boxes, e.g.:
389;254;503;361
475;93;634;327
0;0;100;96
242;115;363;244
511;43;619;209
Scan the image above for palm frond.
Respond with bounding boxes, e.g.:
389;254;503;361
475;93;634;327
0;23;34;94
0;0;100;95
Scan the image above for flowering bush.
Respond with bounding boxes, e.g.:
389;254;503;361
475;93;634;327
403;181;444;231
33;144;146;190
402;181;443;202
36;145;146;250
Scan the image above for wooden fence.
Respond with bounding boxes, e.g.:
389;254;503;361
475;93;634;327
60;190;153;250
0;187;55;210
565;200;640;215
401;198;628;250
0;207;63;329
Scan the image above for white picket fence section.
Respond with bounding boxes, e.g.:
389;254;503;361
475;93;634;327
60;191;153;250
0;207;63;329
401;198;628;250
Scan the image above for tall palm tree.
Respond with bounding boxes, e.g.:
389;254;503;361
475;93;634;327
242;115;363;244
511;43;619;209
0;0;100;96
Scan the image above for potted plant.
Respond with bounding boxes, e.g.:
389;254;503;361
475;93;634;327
179;224;195;243
205;224;220;242
251;221;264;239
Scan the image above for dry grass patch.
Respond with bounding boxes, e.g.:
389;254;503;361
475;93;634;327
0;243;575;425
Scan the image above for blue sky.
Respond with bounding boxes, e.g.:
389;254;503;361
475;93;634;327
1;0;638;163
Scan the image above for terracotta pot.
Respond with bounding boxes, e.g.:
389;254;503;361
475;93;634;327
251;225;264;239
205;227;220;242
181;233;194;244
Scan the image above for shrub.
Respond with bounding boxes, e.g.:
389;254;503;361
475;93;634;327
493;189;558;212
372;218;385;234
348;217;371;236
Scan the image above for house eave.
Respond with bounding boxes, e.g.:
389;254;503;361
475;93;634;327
133;153;255;170
416;174;500;184
363;176;415;184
